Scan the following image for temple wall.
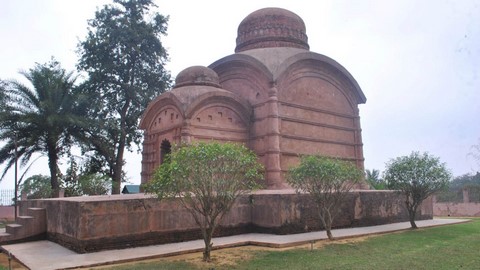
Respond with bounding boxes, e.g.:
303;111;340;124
278;77;354;115
433;202;480;217
141;128;179;185
433;192;480;217
273;77;363;179
19;191;432;253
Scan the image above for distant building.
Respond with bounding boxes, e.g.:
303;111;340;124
121;185;140;194
140;7;367;189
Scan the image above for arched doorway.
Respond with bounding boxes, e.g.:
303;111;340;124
160;139;171;164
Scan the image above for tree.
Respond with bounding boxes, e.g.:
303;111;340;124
287;155;362;240
0;60;87;197
365;169;386;190
62;157;111;196
20;175;53;199
436;172;480;203
0;80;7;112
0;79;7;134
384;151;451;229
144;142;263;262
77;0;172;193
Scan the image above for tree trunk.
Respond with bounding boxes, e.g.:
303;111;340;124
203;227;213;262
112;145;124;194
326;228;334;240
111;100;130;194
47;140;60;198
408;205;418;229
320;210;335;240
325;210;334;240
111;126;126;194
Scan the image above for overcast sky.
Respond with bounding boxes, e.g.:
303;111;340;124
1;0;479;189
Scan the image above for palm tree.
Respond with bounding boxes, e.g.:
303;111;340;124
0;59;87;197
365;169;386;190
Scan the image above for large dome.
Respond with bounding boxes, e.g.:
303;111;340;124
235;7;309;53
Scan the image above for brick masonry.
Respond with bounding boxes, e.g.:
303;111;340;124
139;8;368;189
19;190;432;253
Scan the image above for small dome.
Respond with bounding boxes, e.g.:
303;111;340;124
235;7;309;53
174;66;221;88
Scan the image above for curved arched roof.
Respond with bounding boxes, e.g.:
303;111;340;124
210;47;366;104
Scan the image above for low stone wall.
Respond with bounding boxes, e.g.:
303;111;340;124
19;190;432;253
433;190;480;217
0;206;15;221
433;202;480;217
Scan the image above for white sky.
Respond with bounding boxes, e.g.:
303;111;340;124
1;0;479;189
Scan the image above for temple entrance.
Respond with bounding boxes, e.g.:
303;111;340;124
160;139;171;164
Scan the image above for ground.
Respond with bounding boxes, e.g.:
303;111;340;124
0;252;28;270
79;236;372;269
0;235;375;269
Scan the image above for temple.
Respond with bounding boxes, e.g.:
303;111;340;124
5;8;432;254
140;7;367;189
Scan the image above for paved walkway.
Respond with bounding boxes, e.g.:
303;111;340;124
1;218;469;270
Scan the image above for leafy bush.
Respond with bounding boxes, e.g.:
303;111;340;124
20;175;53;199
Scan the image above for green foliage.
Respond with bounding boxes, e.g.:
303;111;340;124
384;151;451;228
20;175;53;199
145;141;263;261
0;59;87;196
77;0;172;194
146;142;263;201
287;155;362;240
0;80;7;112
436;172;480;203
365;168;386;190
62;157;111;196
63;173;112;197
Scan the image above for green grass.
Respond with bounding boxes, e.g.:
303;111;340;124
97;219;480;270
239;220;479;270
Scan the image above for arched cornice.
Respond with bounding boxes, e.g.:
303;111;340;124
139;92;184;129
185;91;252;126
210;53;273;81
209;54;273;104
275;52;366;104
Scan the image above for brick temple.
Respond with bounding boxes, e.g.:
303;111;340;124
140;7;367;189
5;8;432;253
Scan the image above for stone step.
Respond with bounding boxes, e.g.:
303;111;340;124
5;224;22;236
0;232;11;237
16;216;34;236
0;231;13;242
27;208;47;233
17;216;34;224
0;207;47;244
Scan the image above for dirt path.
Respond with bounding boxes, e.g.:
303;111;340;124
85;235;373;269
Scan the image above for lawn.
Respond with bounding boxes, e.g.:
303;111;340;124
90;218;480;270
